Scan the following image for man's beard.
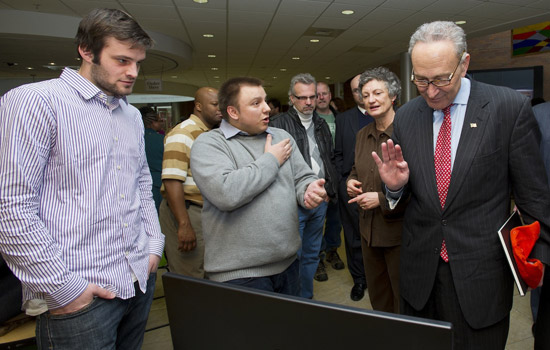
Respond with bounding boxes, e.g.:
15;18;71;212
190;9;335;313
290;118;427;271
91;63;134;97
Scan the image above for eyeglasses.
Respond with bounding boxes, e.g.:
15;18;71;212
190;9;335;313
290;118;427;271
411;51;466;88
317;92;330;97
293;94;317;101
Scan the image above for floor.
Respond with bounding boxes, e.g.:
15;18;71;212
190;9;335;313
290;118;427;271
142;244;535;350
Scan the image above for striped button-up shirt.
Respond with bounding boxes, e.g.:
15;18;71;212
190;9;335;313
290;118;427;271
0;68;164;311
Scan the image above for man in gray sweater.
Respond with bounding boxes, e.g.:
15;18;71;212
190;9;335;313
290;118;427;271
190;77;328;296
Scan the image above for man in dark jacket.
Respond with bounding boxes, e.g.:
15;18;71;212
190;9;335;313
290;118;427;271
269;73;338;299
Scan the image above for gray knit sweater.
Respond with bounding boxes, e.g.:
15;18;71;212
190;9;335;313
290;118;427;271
190;125;317;282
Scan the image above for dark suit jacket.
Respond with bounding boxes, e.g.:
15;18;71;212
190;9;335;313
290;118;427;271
392;80;550;329
533;102;550;188
334;106;374;180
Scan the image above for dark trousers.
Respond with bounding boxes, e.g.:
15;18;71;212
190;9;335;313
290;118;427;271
535;266;550;349
401;259;509;350
337;179;366;284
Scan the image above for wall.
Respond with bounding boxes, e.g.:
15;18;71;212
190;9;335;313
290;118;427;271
467;30;550;101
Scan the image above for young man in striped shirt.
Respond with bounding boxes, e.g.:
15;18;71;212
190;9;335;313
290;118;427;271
0;8;164;349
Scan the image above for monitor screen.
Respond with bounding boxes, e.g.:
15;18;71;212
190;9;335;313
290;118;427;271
162;273;453;350
469;66;543;100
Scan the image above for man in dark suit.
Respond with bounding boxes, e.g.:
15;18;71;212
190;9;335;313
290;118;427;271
532;101;550;349
334;74;374;301
373;21;550;349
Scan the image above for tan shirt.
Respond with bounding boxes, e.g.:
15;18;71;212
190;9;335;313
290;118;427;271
161;114;209;205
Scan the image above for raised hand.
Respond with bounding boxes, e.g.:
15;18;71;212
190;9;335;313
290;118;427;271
371;139;409;191
264;134;291;166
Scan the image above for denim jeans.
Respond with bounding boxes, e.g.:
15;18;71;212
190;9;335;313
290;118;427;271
298;200;328;298
320;200;342;256
36;273;157;350
225;259;300;296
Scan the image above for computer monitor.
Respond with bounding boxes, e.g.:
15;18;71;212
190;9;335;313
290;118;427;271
162;273;453;349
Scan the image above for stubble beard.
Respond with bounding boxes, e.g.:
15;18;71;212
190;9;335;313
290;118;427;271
91;63;134;97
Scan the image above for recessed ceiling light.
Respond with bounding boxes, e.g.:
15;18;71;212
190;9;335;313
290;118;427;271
280;68;287;72
75;57;81;61
171;75;178;78
342;10;354;15
49;62;55;65
310;39;320;43
273;76;277;79
211;67;218;71
213;75;220;79
208;54;216;58
26;67;34;70
325;77;331;80
203;34;214;38
292;57;300;60
455;20;466;25
193;0;208;3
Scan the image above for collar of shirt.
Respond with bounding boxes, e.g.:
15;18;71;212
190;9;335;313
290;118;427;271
60;67;126;105
357;105;368;115
188;114;211;132
219;119;273;139
60;67;127;110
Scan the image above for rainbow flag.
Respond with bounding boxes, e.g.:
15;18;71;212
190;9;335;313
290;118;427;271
512;21;550;56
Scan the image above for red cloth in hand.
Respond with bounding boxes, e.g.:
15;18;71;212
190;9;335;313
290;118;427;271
510;221;543;289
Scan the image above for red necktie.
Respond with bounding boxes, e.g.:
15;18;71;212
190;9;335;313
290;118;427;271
435;104;453;262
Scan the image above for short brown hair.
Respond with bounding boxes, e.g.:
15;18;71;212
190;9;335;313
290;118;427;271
218;77;263;120
75;8;153;64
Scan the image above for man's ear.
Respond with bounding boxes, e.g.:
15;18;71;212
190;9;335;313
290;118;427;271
460;53;471;77
227;106;239;121
195;101;202;113
78;46;94;64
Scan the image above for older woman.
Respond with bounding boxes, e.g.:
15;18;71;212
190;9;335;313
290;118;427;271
346;67;406;313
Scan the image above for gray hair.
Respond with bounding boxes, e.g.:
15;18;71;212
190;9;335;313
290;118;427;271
358;67;401;100
288;73;317;106
408;21;467;59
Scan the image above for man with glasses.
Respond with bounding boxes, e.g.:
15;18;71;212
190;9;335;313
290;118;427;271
270;73;338;299
334;74;374;301
373;21;550;349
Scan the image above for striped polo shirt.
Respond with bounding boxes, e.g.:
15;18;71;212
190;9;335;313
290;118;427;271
161;114;210;205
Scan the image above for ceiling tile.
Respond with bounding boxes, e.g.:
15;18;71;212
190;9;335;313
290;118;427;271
123;4;179;19
364;7;415;21
228;0;279;12
173;0;226;10
382;0;439;11
277;0;330;17
178;7;226;24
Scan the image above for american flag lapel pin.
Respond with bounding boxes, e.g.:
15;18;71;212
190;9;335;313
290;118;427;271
470;123;477;128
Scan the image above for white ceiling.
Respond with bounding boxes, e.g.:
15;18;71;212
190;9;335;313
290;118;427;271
0;0;549;99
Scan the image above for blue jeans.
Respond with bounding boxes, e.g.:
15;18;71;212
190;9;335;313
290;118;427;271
321;200;342;256
298;201;328;298
36;273;157;350
225;259;300;296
